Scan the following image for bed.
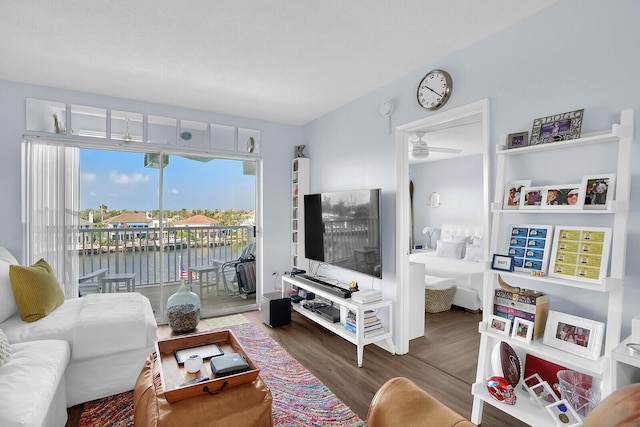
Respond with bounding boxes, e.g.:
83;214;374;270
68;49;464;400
409;224;485;312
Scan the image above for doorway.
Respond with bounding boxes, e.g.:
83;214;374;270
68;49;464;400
394;99;490;355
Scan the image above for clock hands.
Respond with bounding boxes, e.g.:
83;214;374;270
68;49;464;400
423;85;443;97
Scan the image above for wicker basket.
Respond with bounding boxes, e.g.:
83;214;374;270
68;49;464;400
425;286;457;313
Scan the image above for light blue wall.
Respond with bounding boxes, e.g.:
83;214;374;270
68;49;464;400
302;0;640;338
410;155;484;248
0;80;301;289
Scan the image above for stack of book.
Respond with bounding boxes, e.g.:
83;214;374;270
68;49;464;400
493;288;548;338
344;309;384;337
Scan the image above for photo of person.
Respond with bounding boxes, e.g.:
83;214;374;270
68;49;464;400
543;185;584;208
492;319;506;331
507;132;528;149
555;322;591;348
504;180;530;209
516;322;529;339
584;177;611;206
521;188;543;208
540;119;572;139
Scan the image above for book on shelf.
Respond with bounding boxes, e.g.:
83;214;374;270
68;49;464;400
351;289;382;304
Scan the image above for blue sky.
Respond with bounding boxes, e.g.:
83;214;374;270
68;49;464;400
80;149;256;211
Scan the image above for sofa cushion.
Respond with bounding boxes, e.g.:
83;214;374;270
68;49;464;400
9;259;65;322
0;247;19;323
0;328;11;367
0;339;70;427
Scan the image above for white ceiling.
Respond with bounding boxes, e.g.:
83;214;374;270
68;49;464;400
0;1;556;126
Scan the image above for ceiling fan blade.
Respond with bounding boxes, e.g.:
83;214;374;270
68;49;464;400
429;147;463;154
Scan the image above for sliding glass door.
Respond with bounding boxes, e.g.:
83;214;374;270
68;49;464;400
78;148;257;321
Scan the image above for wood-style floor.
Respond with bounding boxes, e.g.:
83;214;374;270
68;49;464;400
67;307;528;426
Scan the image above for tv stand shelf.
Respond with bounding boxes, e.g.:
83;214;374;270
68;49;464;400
282;275;395;367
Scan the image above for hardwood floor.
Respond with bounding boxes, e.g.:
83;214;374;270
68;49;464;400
67;307;528;426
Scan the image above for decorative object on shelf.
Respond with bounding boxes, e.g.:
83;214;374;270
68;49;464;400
548;226;612;284
511;317;535;343
542;311;605;360
541;184;585;209
544;399;582;426
519;186;544;209
507;224;553;274
427;191;441;208
490;341;522;388
491;254;514;272
503;180;531;209
166;280;201;333
486;376;517;405
527;380;559;410
530;108;584;145
494;282;548;339
52;113;66;134
582;173;616;210
506;131;528;149
524;354;567;399
246;136;255;153
417;69;452;111
294;144;306;158
488;315;511;336
556;369;601;418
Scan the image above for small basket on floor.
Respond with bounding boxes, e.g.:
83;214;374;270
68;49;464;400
425;286;457;313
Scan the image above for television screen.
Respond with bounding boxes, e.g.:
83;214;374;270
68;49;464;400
304;189;382;278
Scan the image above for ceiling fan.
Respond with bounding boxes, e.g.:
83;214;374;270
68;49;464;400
409;131;463;159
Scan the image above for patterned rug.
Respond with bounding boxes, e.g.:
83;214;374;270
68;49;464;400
79;316;365;426
205;313;251;329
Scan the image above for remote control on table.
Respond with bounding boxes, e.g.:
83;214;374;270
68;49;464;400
178;375;209;387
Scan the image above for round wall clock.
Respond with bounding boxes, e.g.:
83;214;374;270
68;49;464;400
417;69;452;110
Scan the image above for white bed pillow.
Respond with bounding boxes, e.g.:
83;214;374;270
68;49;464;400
435;240;465;259
0;247;19;323
463;244;484;263
472;236;484;246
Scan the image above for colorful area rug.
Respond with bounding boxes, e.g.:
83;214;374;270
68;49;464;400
79;316;364;426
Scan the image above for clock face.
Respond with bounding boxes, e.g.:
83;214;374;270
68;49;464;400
417;69;452;110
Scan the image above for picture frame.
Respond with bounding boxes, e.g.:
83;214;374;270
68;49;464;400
544;399;582;427
542;310;605;361
506;132;529;150
512;318;535;343
507;224;553;274
492;254;514;272
519;186;544;209
530;109;584;145
503;180;531;210
541;184;585;209
527;380;559;409
582;173;616;210
488;315;512;336
548;225;612;284
523;373;544;390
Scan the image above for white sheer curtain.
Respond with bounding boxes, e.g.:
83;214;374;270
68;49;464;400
22;139;80;299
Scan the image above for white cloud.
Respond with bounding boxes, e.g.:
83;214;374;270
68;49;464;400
82;172;97;182
89;191;96;197
109;170;150;185
170;189;179;194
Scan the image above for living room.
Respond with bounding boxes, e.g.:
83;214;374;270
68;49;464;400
1;1;640;426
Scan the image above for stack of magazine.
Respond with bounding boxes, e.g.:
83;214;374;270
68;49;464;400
344;309;384;337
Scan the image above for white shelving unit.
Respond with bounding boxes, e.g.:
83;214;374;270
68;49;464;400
611;336;640;390
291;158;309;271
282;275;395;367
471;110;634;426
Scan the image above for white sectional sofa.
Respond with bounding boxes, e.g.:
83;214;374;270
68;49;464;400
0;247;157;427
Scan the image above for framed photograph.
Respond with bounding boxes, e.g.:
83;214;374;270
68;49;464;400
548;225;612;284
582;173;616;209
512;318;535;343
545;399;582;427
528;380;559;409
542;310;605;360
523;373;544;390
506;132;529;150
488;315;511;336
503;180;531;209
520;186;544;209
541;184;585;209
530;109;584;145
492;254;514;272
507;224;553;274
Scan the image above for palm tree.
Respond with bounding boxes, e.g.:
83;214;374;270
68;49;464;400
99;204;108;222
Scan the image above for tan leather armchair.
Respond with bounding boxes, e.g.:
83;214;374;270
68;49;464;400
367;377;640;427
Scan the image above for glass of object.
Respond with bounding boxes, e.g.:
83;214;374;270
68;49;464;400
167;280;201;332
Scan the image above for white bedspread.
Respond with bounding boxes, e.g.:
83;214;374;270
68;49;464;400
73;292;151;360
409;251;484;303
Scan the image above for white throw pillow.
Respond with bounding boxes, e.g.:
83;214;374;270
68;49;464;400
464;244;484;263
0;328;11;368
0;247;19;323
435;240;465;259
472;236;484;246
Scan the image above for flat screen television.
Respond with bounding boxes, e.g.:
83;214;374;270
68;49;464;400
304;188;382;278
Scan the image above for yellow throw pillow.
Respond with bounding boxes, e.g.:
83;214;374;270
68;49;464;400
9;259;65;322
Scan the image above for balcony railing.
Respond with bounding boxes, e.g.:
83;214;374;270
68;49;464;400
78;225;254;287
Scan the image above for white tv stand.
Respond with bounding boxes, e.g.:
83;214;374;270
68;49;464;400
282;275;395;367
